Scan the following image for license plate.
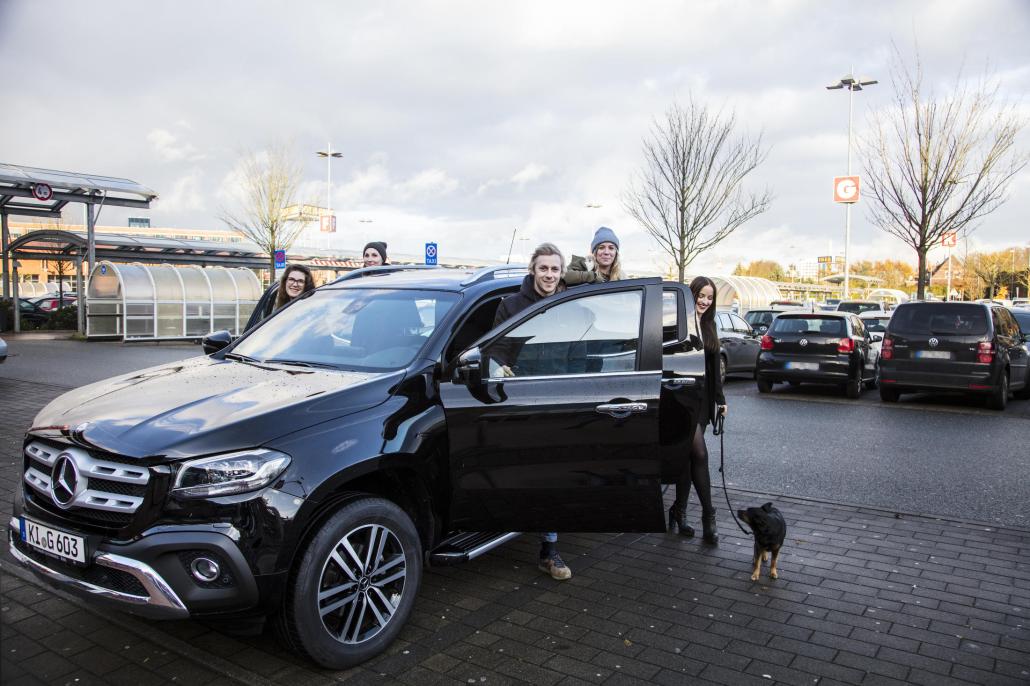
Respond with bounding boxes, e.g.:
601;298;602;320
914;350;952;360
19;517;86;564
785;361;818;370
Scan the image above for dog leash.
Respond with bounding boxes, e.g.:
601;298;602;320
713;413;751;536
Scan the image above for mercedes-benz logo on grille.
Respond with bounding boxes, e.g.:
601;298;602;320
929;337;939;347
50;454;84;509
799;338;808;347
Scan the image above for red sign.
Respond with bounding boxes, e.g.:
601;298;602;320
833;176;860;203
941;231;958;248
32;183;54;201
320;215;336;233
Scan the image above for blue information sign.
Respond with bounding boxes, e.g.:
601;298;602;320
425;242;438;266
274;250;286;269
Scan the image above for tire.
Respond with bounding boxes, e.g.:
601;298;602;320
719;355;727;386
864;362;877;390
879;385;899;403
845;365;862;399
757;377;773;393
987;372;1008;411
1016;369;1030;400
276;497;422;670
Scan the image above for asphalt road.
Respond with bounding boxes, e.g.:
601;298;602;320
2;338;1028;527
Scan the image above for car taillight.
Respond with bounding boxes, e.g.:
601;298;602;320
837;338;855;353
977;341;994;364
881;337;893;360
760;335;774;351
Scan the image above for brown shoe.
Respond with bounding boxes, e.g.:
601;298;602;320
538;552;572;580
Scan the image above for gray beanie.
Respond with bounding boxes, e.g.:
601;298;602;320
591;226;620;253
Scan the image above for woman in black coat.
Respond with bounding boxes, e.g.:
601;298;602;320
669;275;726;543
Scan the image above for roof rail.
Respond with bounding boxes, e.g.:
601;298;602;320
330;264;439;284
460;264;528;287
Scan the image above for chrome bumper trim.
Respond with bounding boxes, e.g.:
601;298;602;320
7;518;188;620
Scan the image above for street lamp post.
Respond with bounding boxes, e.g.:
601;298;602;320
827;71;877;299
316;144;343;240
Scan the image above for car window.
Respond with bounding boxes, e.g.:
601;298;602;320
484;290;642;378
716;312;732;332
997;308;1019;339
862;317;890;333
232;288;460;371
890;304;987;336
771;317;845;335
1011;309;1030;335
729;314;751;334
745;311;775;328
852;317;865;337
662;290;679;343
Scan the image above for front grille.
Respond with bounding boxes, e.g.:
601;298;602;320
12;537;148;597
22;439;151;532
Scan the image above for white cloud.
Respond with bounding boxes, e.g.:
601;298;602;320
146;127;204;162
154;170;205;213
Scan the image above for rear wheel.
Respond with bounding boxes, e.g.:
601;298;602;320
879;385;899;403
757;377;773;393
1015;369;1030;400
276;497;422;669
864;361;878;390
845;366;862;399
987;372;1009;411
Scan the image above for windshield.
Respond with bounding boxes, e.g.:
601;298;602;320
771;317;845;336
744;311;775;327
838;302;880;314
1011;309;1030;335
862;317;891;333
232;288;459;370
890;303;988;336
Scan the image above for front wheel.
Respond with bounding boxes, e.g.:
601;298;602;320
276;497;422;669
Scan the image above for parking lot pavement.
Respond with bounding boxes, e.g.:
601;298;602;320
2;355;1029;684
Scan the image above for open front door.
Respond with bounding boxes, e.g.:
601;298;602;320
441;280;667;533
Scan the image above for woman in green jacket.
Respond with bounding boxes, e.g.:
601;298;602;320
565;226;623;285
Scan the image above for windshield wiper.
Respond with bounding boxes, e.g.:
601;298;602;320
224;352;260;363
263;358;340;370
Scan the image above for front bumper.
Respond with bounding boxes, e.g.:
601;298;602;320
8;512;261;620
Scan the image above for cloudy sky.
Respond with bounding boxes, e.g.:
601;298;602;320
1;0;1028;273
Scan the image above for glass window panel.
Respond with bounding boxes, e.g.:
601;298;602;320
212;317;236;335
118;265;154;300
125;302;154;316
151;267;183;301
229;269;262;300
180;267;211;301
187;318;212;336
213;304;236;317
88;265;121;298
88;315;119;335
485;290;642;378
205;269;236;301
157;303;183;337
88;302;120;315
125;318;154;337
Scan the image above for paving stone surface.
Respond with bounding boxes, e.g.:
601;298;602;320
2;376;1029;685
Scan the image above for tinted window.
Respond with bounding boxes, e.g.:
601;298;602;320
1011;309;1030;335
233;288;459;370
771;317;845;335
662;290;679;342
838;302;880;314
485;290;642;378
729;314;751;333
862;316;891;333
890;304;988;336
716;312;732;332
744;311;775;328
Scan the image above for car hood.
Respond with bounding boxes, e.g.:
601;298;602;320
31;356;400;459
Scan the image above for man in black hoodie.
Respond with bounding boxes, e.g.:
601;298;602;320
490;242;572;580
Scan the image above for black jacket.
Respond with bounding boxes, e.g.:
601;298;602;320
491;275;565;370
700;343;726;427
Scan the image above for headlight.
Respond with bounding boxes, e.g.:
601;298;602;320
172;448;291;498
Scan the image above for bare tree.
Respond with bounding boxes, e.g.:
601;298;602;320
624;100;772;283
219;144;310;279
861;47;1028;300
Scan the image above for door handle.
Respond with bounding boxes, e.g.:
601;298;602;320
595;402;648;418
661;377;697;386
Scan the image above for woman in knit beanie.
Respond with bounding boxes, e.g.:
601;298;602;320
362;241;388;267
565;226;623;285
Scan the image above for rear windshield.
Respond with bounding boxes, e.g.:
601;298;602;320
771;317;845;336
744;311;775;327
862;316;891;333
838;302;880;314
889;304;988;336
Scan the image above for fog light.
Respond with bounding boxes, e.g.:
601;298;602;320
190;557;221;583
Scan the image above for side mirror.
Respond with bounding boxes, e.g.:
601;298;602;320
202;330;233;355
871;333;883;342
452;346;483;386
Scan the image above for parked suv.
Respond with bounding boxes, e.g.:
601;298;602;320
877;301;1030;409
9;266;706;669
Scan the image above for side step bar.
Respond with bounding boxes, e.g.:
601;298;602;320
428;531;521;566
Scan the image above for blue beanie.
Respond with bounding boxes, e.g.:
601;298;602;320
591;226;620;252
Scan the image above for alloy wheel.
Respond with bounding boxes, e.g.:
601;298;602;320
317;523;407;645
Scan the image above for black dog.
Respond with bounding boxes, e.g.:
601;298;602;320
737;503;786;581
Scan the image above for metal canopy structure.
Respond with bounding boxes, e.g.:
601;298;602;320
1;162;158;333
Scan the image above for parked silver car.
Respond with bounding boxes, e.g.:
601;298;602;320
0;336;7;364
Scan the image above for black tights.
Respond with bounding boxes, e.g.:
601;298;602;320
676;424;714;515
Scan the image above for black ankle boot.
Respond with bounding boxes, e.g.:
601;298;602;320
668;502;695;537
702;511;719;544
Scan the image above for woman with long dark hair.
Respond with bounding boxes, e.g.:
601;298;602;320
274;264;316;310
669;275;726;543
